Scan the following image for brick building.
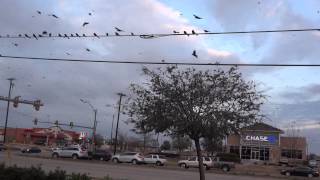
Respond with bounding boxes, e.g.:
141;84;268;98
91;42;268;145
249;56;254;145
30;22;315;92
227;122;307;163
0;126;81;146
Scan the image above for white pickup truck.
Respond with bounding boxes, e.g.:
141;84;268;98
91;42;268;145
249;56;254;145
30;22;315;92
178;156;235;171
143;154;167;166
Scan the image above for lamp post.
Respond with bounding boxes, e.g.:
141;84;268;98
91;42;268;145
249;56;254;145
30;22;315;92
80;99;97;150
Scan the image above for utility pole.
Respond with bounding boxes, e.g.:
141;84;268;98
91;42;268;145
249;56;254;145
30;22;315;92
110;114;114;143
114;92;126;155
3;78;15;144
92;109;97;150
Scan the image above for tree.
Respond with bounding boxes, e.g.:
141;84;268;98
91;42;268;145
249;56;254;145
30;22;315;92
160;140;171;150
94;134;104;147
202;137;223;156
172;135;192;153
127;66;264;180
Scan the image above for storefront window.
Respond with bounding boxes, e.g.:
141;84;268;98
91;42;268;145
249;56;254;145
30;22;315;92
241;146;251;159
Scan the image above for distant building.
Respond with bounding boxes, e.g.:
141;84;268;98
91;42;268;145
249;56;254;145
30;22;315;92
226;122;307;163
0;126;81;146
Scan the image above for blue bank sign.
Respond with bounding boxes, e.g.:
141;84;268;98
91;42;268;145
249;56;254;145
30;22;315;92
245;135;277;143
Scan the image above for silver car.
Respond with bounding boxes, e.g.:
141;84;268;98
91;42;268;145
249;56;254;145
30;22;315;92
52;147;89;159
112;152;144;164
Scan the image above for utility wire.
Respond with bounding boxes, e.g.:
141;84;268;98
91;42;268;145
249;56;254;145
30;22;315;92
1;55;320;67
0;28;319;39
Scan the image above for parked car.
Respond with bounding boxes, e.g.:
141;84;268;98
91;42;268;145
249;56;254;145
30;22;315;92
52;146;89;159
212;156;235;172
0;143;6;151
111;152;144;164
309;160;318;168
281;166;319;177
144;154;167;166
91;149;112;161
21;147;41;153
178;157;213;170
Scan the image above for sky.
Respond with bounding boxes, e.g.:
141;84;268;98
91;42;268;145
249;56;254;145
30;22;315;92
0;0;320;153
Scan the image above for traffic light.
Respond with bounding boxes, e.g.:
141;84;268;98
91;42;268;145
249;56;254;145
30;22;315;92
33;100;41;111
33;118;38;125
69;122;74;128
54;120;59;126
13;96;20;108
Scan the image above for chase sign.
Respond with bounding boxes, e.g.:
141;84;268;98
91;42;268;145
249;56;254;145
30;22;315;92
244;135;277;144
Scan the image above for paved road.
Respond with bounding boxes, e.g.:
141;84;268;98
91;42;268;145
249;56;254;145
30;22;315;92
0;152;278;180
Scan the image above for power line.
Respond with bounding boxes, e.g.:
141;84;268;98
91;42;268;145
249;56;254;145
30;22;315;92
0;28;319;40
1;54;320;67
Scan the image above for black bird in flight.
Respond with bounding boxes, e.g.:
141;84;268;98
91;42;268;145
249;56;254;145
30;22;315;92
173;30;179;33
204;30;210;33
192;50;198;58
115;32;120;36
49;14;59;18
13;43;18;47
93;33;99;38
86;48;90;52
66;52;71;56
42;31;47;35
82;22;89;27
25;34;31;38
32;34;38;40
193;14;202;19
37;10;41;14
115;27;124;32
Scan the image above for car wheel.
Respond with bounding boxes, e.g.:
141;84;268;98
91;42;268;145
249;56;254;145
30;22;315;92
285;172;290;176
112;158;119;163
222;165;230;172
52;153;59;159
180;163;188;169
308;174;313;178
132;159;138;165
72;154;78;160
156;161;162;166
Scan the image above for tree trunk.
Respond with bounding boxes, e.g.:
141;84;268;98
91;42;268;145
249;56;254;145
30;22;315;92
194;138;205;180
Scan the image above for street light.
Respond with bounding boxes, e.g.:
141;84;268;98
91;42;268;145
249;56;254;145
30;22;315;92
80;99;97;150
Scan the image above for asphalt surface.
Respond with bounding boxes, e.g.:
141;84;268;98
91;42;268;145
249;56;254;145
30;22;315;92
0;152;279;180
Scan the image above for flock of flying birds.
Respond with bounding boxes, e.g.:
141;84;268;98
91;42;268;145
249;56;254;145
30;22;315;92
6;10;207;59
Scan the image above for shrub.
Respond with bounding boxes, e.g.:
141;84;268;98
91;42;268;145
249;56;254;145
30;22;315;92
216;153;241;163
0;164;91;180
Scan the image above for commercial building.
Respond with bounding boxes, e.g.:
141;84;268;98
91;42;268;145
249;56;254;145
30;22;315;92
0;126;81;146
227;122;307;163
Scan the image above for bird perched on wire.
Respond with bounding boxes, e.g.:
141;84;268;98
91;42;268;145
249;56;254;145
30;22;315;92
49;33;52;37
42;31;47;35
37;10;42;15
192;30;197;35
131;32;134;36
115;32;120;36
183;31;189;36
115;27;124;32
82;22;89;27
18;34;22;37
58;34;62;37
193;14;203;19
82;34;86;37
106;33;109;36
50;14;59;18
173;30;180;34
86;48;90;52
204;30;210;33
75;33;80;37
70;34;74;37
64;34;69;39
33;34;38;40
25;34;31;38
192;50;198;58
93;33;99;38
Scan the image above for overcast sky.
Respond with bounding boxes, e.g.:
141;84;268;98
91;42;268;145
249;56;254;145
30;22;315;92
0;0;320;153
